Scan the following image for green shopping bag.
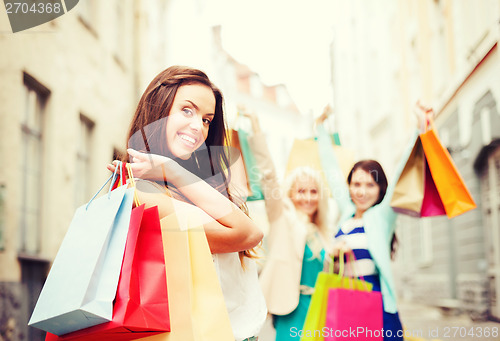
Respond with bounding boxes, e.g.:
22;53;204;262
229;129;264;201
301;252;373;341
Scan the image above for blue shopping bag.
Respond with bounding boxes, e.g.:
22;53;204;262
29;164;134;336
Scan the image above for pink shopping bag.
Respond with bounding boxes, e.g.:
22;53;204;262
420;159;446;217
324;288;383;341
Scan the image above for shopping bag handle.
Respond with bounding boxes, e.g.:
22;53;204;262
125;163;141;207
329;249;352;277
332;250;356;278
330;250;371;291
85;161;122;210
415;101;436;133
329;249;346;275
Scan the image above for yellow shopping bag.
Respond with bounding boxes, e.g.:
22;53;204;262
286;138;354;194
140;213;234;341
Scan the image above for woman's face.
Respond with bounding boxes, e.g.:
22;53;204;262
290;176;320;219
166;83;216;160
349;168;380;215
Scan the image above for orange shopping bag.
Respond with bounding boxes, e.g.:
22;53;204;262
419;121;476;218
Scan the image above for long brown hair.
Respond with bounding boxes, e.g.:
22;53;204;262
125;65;255;261
126;66;228;183
347;160;398;259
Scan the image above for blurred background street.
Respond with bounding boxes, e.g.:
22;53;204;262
258;300;500;341
1;0;500;340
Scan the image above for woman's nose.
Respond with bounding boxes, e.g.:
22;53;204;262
354;187;365;197
189;116;202;131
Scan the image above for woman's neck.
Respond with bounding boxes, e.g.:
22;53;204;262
354;209;365;219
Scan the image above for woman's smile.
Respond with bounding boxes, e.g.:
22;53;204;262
177;132;198;146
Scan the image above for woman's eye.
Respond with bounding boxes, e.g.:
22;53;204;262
182;108;194;116
202;118;212;125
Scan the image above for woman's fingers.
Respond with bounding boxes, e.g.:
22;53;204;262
127;148;145;160
107;160;121;172
128;149;161;166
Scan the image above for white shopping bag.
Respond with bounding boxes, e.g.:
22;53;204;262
29;171;134;336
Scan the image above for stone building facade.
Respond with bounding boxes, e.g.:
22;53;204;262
0;1;169;339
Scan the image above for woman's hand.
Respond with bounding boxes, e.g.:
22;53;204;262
414;100;434;130
329;240;352;259
324;240;352;273
106;149;174;181
315;104;333;126
240;108;261;135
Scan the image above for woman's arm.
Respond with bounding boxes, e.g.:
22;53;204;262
381;102;430;208
316;123;352;214
380;129;420;207
242;112;285;223
134;180;262;253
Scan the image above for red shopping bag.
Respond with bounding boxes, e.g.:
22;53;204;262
420;159;446;216
324;287;383;341
46;203;170;341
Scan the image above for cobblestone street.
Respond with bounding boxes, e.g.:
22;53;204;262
399;300;499;341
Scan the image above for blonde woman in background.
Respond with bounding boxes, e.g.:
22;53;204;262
243;111;330;341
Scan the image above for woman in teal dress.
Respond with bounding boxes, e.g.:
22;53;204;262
244;111;330;341
273;244;325;339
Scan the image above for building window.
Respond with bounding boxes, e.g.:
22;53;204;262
113;0;126;67
78;0;98;36
20;75;49;254
480;147;500;318
75;114;94;207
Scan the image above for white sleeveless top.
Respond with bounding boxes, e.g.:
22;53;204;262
212;253;267;341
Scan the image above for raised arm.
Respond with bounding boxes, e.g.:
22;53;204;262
379;129;420;208
242;111;285;223
380;102;429;208
316;123;352;215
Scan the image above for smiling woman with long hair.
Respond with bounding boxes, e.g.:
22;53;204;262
108;65;267;341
